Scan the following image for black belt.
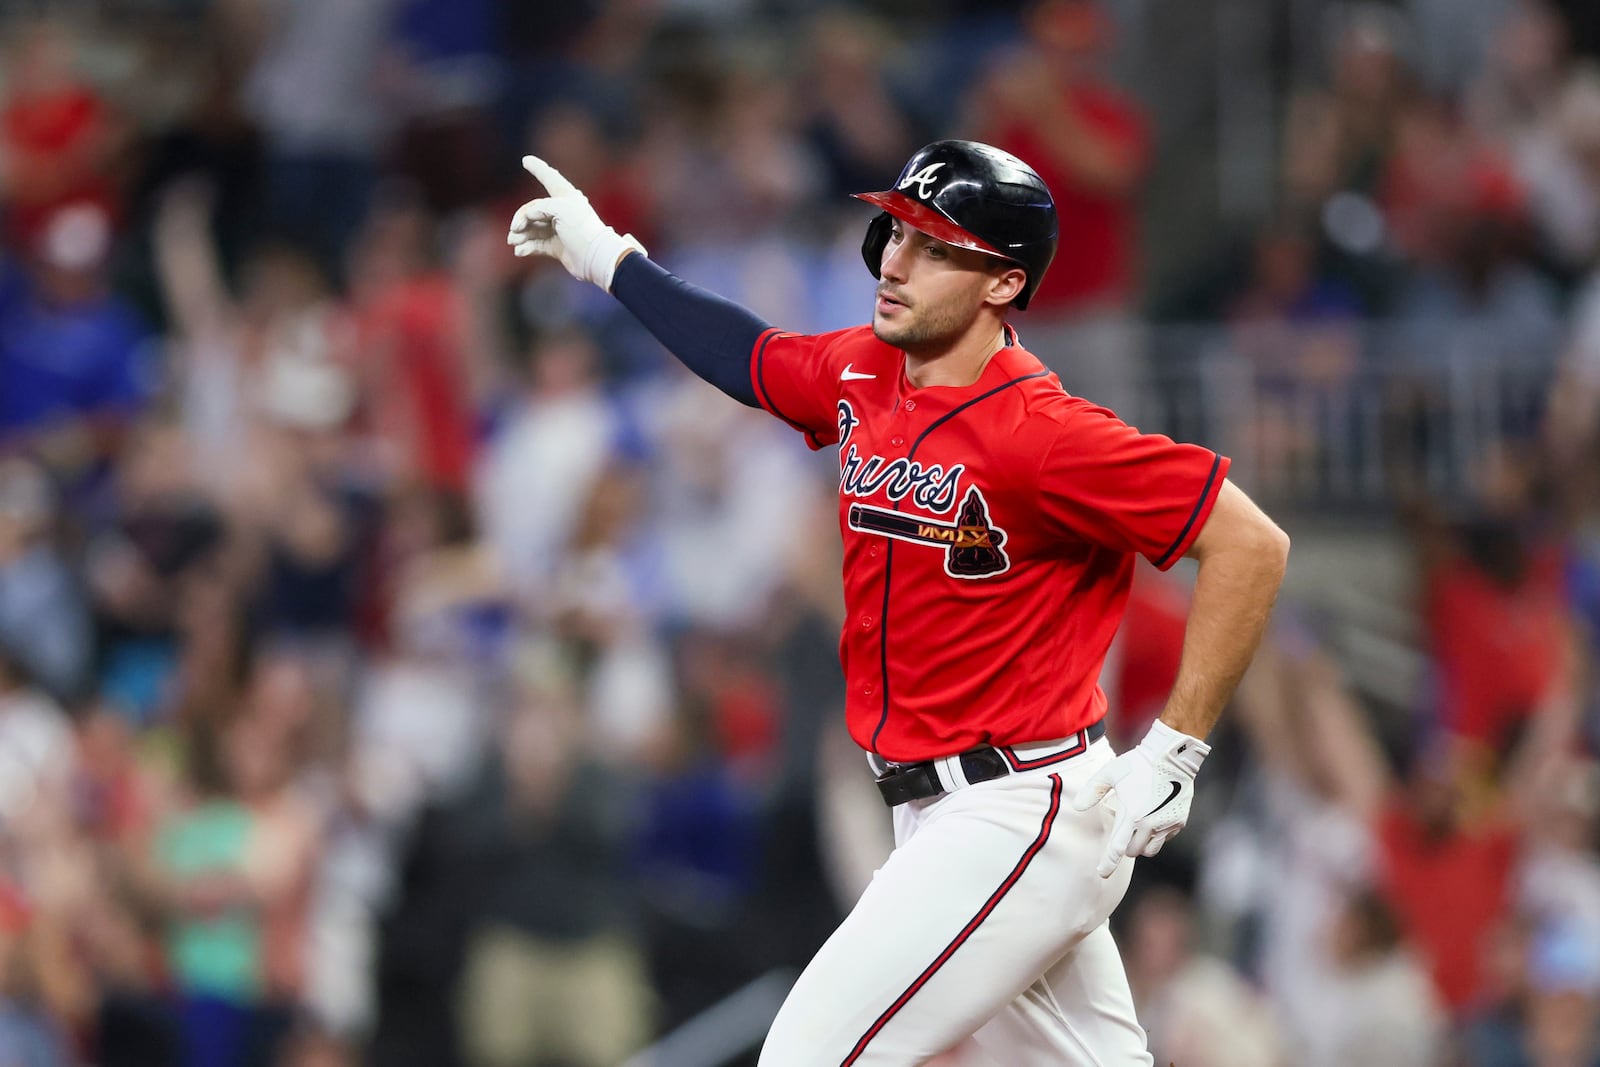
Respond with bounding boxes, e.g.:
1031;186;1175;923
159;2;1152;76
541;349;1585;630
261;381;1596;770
874;720;1107;807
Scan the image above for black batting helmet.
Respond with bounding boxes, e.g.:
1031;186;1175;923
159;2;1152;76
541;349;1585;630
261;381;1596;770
854;140;1058;310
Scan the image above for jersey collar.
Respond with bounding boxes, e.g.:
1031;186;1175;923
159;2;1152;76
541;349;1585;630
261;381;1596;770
891;323;1049;396
976;332;1048;389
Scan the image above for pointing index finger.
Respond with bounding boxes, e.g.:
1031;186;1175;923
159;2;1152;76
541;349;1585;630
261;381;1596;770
522;155;578;197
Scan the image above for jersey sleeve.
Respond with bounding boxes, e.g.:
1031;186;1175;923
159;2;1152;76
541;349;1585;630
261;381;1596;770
750;329;849;450
1038;404;1230;568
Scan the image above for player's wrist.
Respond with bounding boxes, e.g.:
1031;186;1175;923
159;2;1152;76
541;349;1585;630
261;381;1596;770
585;228;647;292
1139;719;1209;777
607;244;644;288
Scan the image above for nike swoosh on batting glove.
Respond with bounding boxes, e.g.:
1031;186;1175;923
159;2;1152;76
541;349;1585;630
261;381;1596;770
1072;720;1210;878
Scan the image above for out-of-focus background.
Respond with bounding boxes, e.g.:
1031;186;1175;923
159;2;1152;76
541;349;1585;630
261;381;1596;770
4;0;1600;1064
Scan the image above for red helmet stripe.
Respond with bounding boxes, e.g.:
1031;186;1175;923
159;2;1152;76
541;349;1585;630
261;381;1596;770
852;190;1009;259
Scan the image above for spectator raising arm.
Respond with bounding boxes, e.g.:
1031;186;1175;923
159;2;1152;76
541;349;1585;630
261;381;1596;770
152;180;234;345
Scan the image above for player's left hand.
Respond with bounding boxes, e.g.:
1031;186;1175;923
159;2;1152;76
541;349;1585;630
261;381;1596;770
1072;720;1210;878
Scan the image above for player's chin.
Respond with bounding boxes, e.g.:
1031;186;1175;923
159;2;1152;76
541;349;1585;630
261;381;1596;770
872;314;911;347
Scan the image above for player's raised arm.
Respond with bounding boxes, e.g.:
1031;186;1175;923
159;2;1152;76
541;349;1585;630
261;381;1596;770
506;155;769;408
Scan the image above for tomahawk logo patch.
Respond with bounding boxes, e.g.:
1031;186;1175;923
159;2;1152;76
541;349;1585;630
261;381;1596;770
849;488;1011;579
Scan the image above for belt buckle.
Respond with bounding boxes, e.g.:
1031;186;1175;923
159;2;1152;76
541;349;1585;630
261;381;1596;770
960;747;1009;785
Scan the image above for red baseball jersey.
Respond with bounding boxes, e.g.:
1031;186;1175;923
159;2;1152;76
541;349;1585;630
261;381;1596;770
751;323;1229;762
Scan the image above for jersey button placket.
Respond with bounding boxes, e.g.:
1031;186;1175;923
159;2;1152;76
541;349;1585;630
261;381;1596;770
870;391;913;749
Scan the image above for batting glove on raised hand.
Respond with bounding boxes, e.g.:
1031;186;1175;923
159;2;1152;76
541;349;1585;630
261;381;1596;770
1073;720;1210;878
506;155;646;293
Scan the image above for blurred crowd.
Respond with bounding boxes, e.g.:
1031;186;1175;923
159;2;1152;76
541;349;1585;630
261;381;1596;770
6;1;1600;1066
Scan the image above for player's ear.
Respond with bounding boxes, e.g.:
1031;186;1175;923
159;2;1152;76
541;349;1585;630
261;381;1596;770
985;265;1027;308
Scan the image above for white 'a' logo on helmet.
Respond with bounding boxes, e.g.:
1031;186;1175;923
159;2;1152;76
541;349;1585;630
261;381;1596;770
898;162;946;199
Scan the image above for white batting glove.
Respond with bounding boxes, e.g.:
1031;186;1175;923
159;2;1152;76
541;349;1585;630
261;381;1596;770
1072;720;1210;878
506;155;646;293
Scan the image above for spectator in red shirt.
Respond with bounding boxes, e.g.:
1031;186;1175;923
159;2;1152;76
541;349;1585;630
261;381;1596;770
0;19;121;255
1405;446;1575;769
1375;747;1522;1013
969;0;1152;419
1381;100;1528;269
1233;633;1545;1022
1425;526;1569;755
345;198;477;494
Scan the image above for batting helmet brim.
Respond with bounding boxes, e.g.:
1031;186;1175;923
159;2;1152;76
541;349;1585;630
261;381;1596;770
852;190;1011;261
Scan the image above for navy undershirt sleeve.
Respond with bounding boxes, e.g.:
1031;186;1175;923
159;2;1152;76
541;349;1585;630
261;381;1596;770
610;253;768;407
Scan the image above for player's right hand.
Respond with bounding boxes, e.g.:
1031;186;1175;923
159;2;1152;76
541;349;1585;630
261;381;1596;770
1072;720;1210;878
506;155;646;293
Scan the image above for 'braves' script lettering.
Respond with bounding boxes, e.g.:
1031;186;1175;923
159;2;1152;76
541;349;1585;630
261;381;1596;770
836;401;963;514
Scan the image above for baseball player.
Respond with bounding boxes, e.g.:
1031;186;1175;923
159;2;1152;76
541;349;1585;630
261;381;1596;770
507;140;1289;1065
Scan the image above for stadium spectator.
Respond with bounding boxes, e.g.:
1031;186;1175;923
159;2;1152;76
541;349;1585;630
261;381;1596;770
0;459;91;703
1124;887;1285;1067
971;0;1152;417
474;327;621;597
0;19;122;256
230;0;399;274
800;10;919;204
0;204;152;471
444;666;649;1067
345;195;477;494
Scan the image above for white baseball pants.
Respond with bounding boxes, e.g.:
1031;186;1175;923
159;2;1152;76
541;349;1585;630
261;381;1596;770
760;738;1151;1066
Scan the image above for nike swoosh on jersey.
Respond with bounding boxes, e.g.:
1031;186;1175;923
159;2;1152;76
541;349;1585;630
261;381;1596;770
841;364;876;381
1144;781;1183;819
